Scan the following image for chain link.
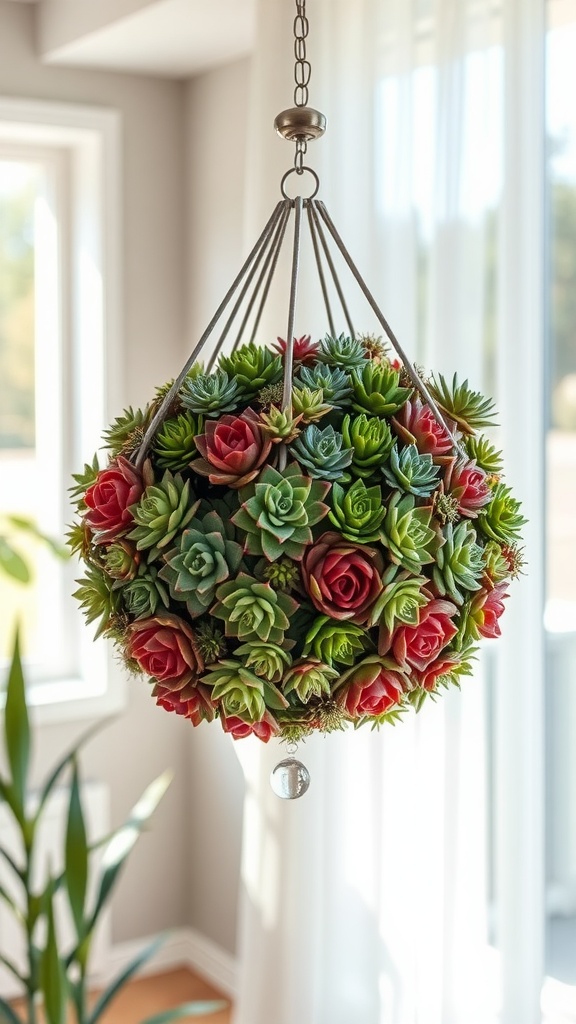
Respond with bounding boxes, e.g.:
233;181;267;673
293;0;310;108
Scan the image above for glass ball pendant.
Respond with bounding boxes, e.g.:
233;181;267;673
270;757;310;799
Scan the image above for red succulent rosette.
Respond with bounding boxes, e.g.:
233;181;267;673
274;334;319;366
468;582;509;639
153;680;215;725
191;407;272;488
391;598;459;672
83;455;146;544
302;531;384;624
336;656;408;718
392;395;454;459
221;711;280;742
127;613;204;687
442;456;492;517
414;651;463;692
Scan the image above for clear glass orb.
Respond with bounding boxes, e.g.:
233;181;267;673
270;757;311;799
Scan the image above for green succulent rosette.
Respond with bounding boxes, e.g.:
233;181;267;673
282;659;339;703
122;565;170;619
341;413;394;479
382;442;441;497
232;462;330;561
380;492;439;574
289;424;353;481
73;565;120;640
219;342;283;397
478;483;527;544
153;411;204;470
235;641;293;683
159;509;244;617
317;333;369;370
432;520;485;604
128;471;198;558
327;478;386;542
180;369;241;417
103;405;153;457
202;658;288;722
259;406;302;442
350;361;413;417
297;364;352;407
464;434;504;474
367;567;430;653
102;540;140;583
428;373;497;434
212;573;298;644
291;385;333;423
303;616;372;666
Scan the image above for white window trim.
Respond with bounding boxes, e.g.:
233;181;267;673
0;97;126;723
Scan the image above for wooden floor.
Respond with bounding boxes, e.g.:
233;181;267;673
10;968;232;1024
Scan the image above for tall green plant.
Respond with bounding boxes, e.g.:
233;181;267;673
0;634;225;1024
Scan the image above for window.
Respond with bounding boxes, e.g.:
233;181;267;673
0;99;123;720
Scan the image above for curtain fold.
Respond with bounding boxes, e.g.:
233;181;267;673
233;1;545;1021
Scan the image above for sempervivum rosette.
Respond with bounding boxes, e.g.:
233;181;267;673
69;332;525;742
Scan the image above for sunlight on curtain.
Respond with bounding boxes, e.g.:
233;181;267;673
233;1;546;1022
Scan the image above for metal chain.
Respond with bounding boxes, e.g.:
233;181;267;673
293;0;310;172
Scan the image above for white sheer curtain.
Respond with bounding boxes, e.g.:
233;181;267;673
233;1;545;1022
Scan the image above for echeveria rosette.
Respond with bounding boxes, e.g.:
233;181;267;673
382;443;441;498
127;613;204;689
303;616;372;666
128;470;198;559
153;679;216;725
123;565;170;619
368;567;430;655
102;540;140;583
441;456;492;517
464;582;509;641
350;361;413;417
219;343;283;398
83;456;148;545
235;641;293;684
291;385;333;423
259;406;303;443
232;462;330;561
282;659;339;703
389;597;459;672
432;520;485;605
221;710;281;742
317;333;369;370
380;493;440;575
153;411;203;471
297;364;352;408
302;531;384;624
159;510;243;617
341;413;394;479
202;658;288;722
327;478;386;543
335;656;409;722
428;373;498;435
191;408;273;488
392;395;455;460
289;424;353;481
478;483;527;544
180;370;241;417
212;573;298;644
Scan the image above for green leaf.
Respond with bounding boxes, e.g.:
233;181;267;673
140;1003;228;1024
0;951;26;986
0;537;30;583
0;845;25;885
87;933;168;1024
85;771;172;936
4;516;68;561
0;882;25;923
0;995;23;1024
40;886;67;1024
4;630;31;825
65;759;88;940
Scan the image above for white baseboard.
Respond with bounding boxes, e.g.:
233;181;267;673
100;926;238;1000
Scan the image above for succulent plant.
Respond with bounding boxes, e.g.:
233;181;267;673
219;342;283;397
297;364;352;407
482;540;511;584
464;434;504;474
153;411;203;470
73;565;119;639
357;333;389;361
282;659;339;703
291;385;333;423
260;557;301;592
289;424;353;481
102;405;153;456
180;369;241;417
433;492;461;526
191;407;273;489
350;361;413;417
303;616;371;666
274;334;320;365
212;573;298;644
380;493;439;574
317;333;368;370
382;442;441;497
123;565;170;619
159;509;244;617
432;520;485;604
233;462;330;561
341;413;394;479
235;641;293;683
392;395;455;459
478;483;527;544
441;456;492;517
128;471;198;558
202;658;288;721
367;568;430;652
335;655;408;720
327;478;386;542
428;373;497;434
102;539;140;582
259;404;303;442
257;381;286;408
194;621;227;663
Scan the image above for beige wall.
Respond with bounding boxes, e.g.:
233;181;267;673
0;0;189;945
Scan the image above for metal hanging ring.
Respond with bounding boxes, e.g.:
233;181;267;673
281;166;320;200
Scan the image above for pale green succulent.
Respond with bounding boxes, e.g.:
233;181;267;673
478;483;527;544
327;478;386;542
303;616;371;666
381;442;441;497
341;414;394;479
180;370;241;417
432;520;485;604
202;659;288;722
317;333;368;370
289;424;353;481
380;492;439;574
128;471;198;558
235;641;293;684
350;361;412;417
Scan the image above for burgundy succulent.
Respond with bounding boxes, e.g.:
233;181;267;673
302;531;384;624
191;408;272;488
